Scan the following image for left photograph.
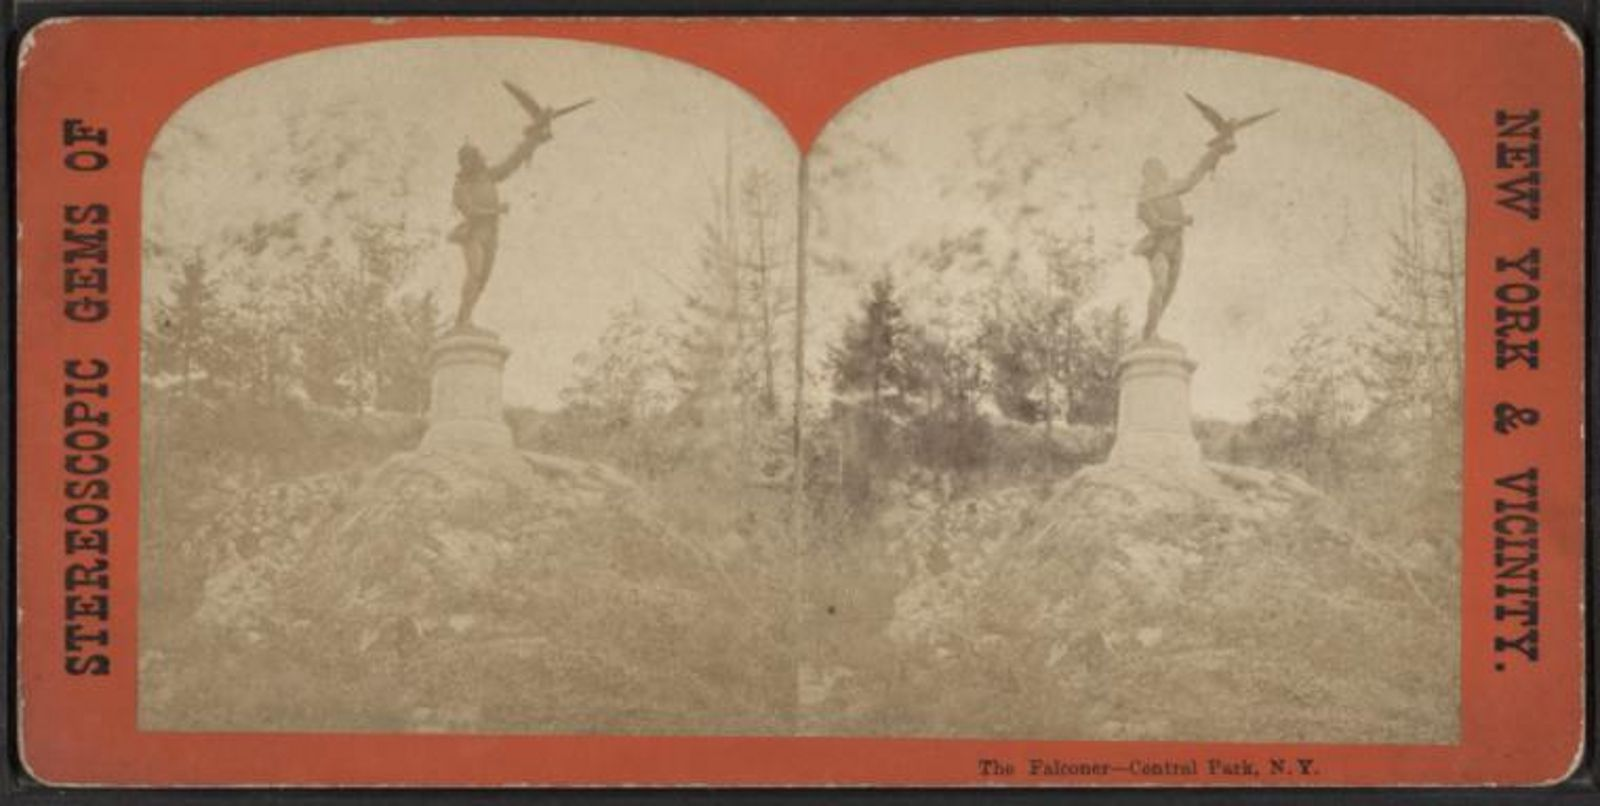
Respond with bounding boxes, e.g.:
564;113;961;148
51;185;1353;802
138;37;802;734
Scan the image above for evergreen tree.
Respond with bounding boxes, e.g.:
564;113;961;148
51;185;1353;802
739;168;793;416
672;162;794;430
673;212;745;425
829;276;918;417
826;276;920;508
1360;179;1464;442
146;253;220;396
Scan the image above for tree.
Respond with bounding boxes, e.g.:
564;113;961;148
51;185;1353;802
563;299;677;430
974;233;1103;432
145;252;220;398
904;327;991;475
963;105;1106;435
1344;173;1465;562
740;168;793;416
1037;232;1101;431
376;291;440;415
293;220;433;413
1250;311;1367;487
829;276;919;418
826;276;922;508
1241;168;1465;571
210;262;298;408
1359;177;1465;481
672;161;794;431
979;308;1045;424
1066;304;1132;427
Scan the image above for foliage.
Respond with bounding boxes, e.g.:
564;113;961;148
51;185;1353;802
669;163;794;430
1247;310;1367;486
561;299;677;431
1241;176;1464;566
828;276;920;414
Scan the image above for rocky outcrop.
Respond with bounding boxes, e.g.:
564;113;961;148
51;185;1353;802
868;460;1457;742
146;438;1456;743
146;445;792;735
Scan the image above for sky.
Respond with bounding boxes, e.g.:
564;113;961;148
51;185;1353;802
807;44;1463;420
143;36;797;410
145;38;1462;421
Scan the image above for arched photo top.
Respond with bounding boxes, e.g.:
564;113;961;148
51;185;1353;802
812;42;1461;171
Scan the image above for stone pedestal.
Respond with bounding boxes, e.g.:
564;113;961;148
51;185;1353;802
1108;339;1202;467
420;327;514;452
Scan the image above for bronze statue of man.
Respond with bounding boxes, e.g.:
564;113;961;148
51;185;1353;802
1132;139;1231;342
1134;94;1274;342
448;123;550;330
447;82;592;330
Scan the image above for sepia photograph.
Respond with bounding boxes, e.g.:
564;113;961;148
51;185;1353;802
796;45;1462;742
139;37;1460;743
138;37;801;734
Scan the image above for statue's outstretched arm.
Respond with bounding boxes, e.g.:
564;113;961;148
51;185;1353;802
1160;143;1229;198
488;129;547;182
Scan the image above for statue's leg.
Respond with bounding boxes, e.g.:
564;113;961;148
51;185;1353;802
456;241;485;327
480;235;498;290
1161;240;1183;312
456;231;499;328
1143;254;1170;341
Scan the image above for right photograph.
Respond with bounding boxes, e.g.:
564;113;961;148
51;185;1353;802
797;44;1463;743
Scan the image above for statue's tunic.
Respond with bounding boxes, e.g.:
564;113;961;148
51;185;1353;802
449;175;503;252
1133;190;1187;266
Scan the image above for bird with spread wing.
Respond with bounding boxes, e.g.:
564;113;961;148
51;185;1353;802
1185;93;1277;152
502;81;593;148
